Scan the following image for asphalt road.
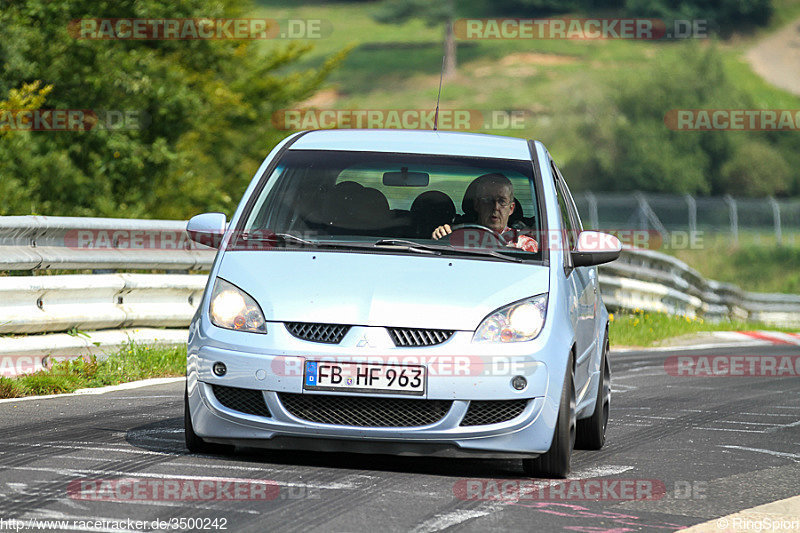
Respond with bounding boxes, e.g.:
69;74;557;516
1;343;799;532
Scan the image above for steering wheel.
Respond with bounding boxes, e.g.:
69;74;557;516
448;223;507;248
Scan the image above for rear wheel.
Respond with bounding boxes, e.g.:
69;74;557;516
523;352;575;478
185;386;234;455
576;335;611;450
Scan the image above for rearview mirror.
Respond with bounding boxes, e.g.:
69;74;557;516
383;167;429;187
571;231;621;267
187;212;227;249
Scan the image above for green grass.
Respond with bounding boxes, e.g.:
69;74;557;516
249;0;800;165
609;309;798;347
0;341;185;399
664;232;800;294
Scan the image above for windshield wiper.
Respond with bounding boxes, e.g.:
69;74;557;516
273;233;315;246
376;239;523;262
238;232;315;247
372;239;442;255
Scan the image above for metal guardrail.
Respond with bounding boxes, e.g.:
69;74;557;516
599;250;800;327
0;215;214;270
0;216;798;331
0;274;206;334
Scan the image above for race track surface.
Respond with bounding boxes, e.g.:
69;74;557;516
1;344;799;532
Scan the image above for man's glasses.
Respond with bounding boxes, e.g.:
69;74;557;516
477;196;512;208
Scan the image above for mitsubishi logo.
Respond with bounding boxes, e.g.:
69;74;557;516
356;334;374;348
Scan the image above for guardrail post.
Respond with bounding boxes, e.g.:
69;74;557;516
768;196;782;246
634;191;669;245
723;195;738;246
684;194;696;239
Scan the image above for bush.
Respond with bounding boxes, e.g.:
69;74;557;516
719;141;791;196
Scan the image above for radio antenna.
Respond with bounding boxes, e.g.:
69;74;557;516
433;55;445;131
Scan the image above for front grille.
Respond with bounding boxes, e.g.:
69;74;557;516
388;327;454;347
279;393;452;427
460;400;528;426
285;322;351;344
211;385;271;417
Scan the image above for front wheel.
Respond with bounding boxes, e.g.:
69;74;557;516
522;352;575;478
576;335;611;450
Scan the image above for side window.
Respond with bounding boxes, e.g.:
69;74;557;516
556;165;583;234
551;162;574;272
552;162;576;249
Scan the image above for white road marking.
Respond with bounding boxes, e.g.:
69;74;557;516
719;445;800;460
409;465;635;532
612;339;770;353
570;465;635;478
123;429;183;435
713;420;783;426
411;508;496;533
614;371;663;379
736;412;798;417
693;427;765;433
6;465;367;490
0;441;181;457
766;419;800;433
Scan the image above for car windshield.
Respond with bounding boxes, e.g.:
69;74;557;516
236;149;542;260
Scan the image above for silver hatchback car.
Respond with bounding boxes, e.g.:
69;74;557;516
185;129;620;477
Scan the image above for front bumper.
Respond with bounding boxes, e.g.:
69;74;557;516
187;322;569;457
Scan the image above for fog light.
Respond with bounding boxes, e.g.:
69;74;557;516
511;375;527;390
213;362;227;377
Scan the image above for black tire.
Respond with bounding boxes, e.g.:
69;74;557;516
523;352;575;478
184;387;234;455
575;335;611;450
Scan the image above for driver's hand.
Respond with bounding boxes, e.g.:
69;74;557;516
432;224;452;240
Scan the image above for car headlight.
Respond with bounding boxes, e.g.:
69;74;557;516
473;294;547;343
209;278;267;334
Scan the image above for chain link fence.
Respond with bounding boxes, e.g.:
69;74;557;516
573;192;800;246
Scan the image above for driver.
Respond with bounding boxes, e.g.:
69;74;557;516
431;173;538;252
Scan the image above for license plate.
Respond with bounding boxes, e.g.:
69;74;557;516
303;361;425;396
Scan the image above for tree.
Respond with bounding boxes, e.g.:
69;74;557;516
0;0;347;218
374;0;457;78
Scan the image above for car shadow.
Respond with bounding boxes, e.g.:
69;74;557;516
126;417;526;479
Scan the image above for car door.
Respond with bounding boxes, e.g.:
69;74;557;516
552;162;596;402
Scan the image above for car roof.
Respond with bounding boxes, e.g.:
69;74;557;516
289;129;533;161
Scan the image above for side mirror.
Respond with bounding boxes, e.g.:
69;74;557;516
187;212;227;249
571;231;621;267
